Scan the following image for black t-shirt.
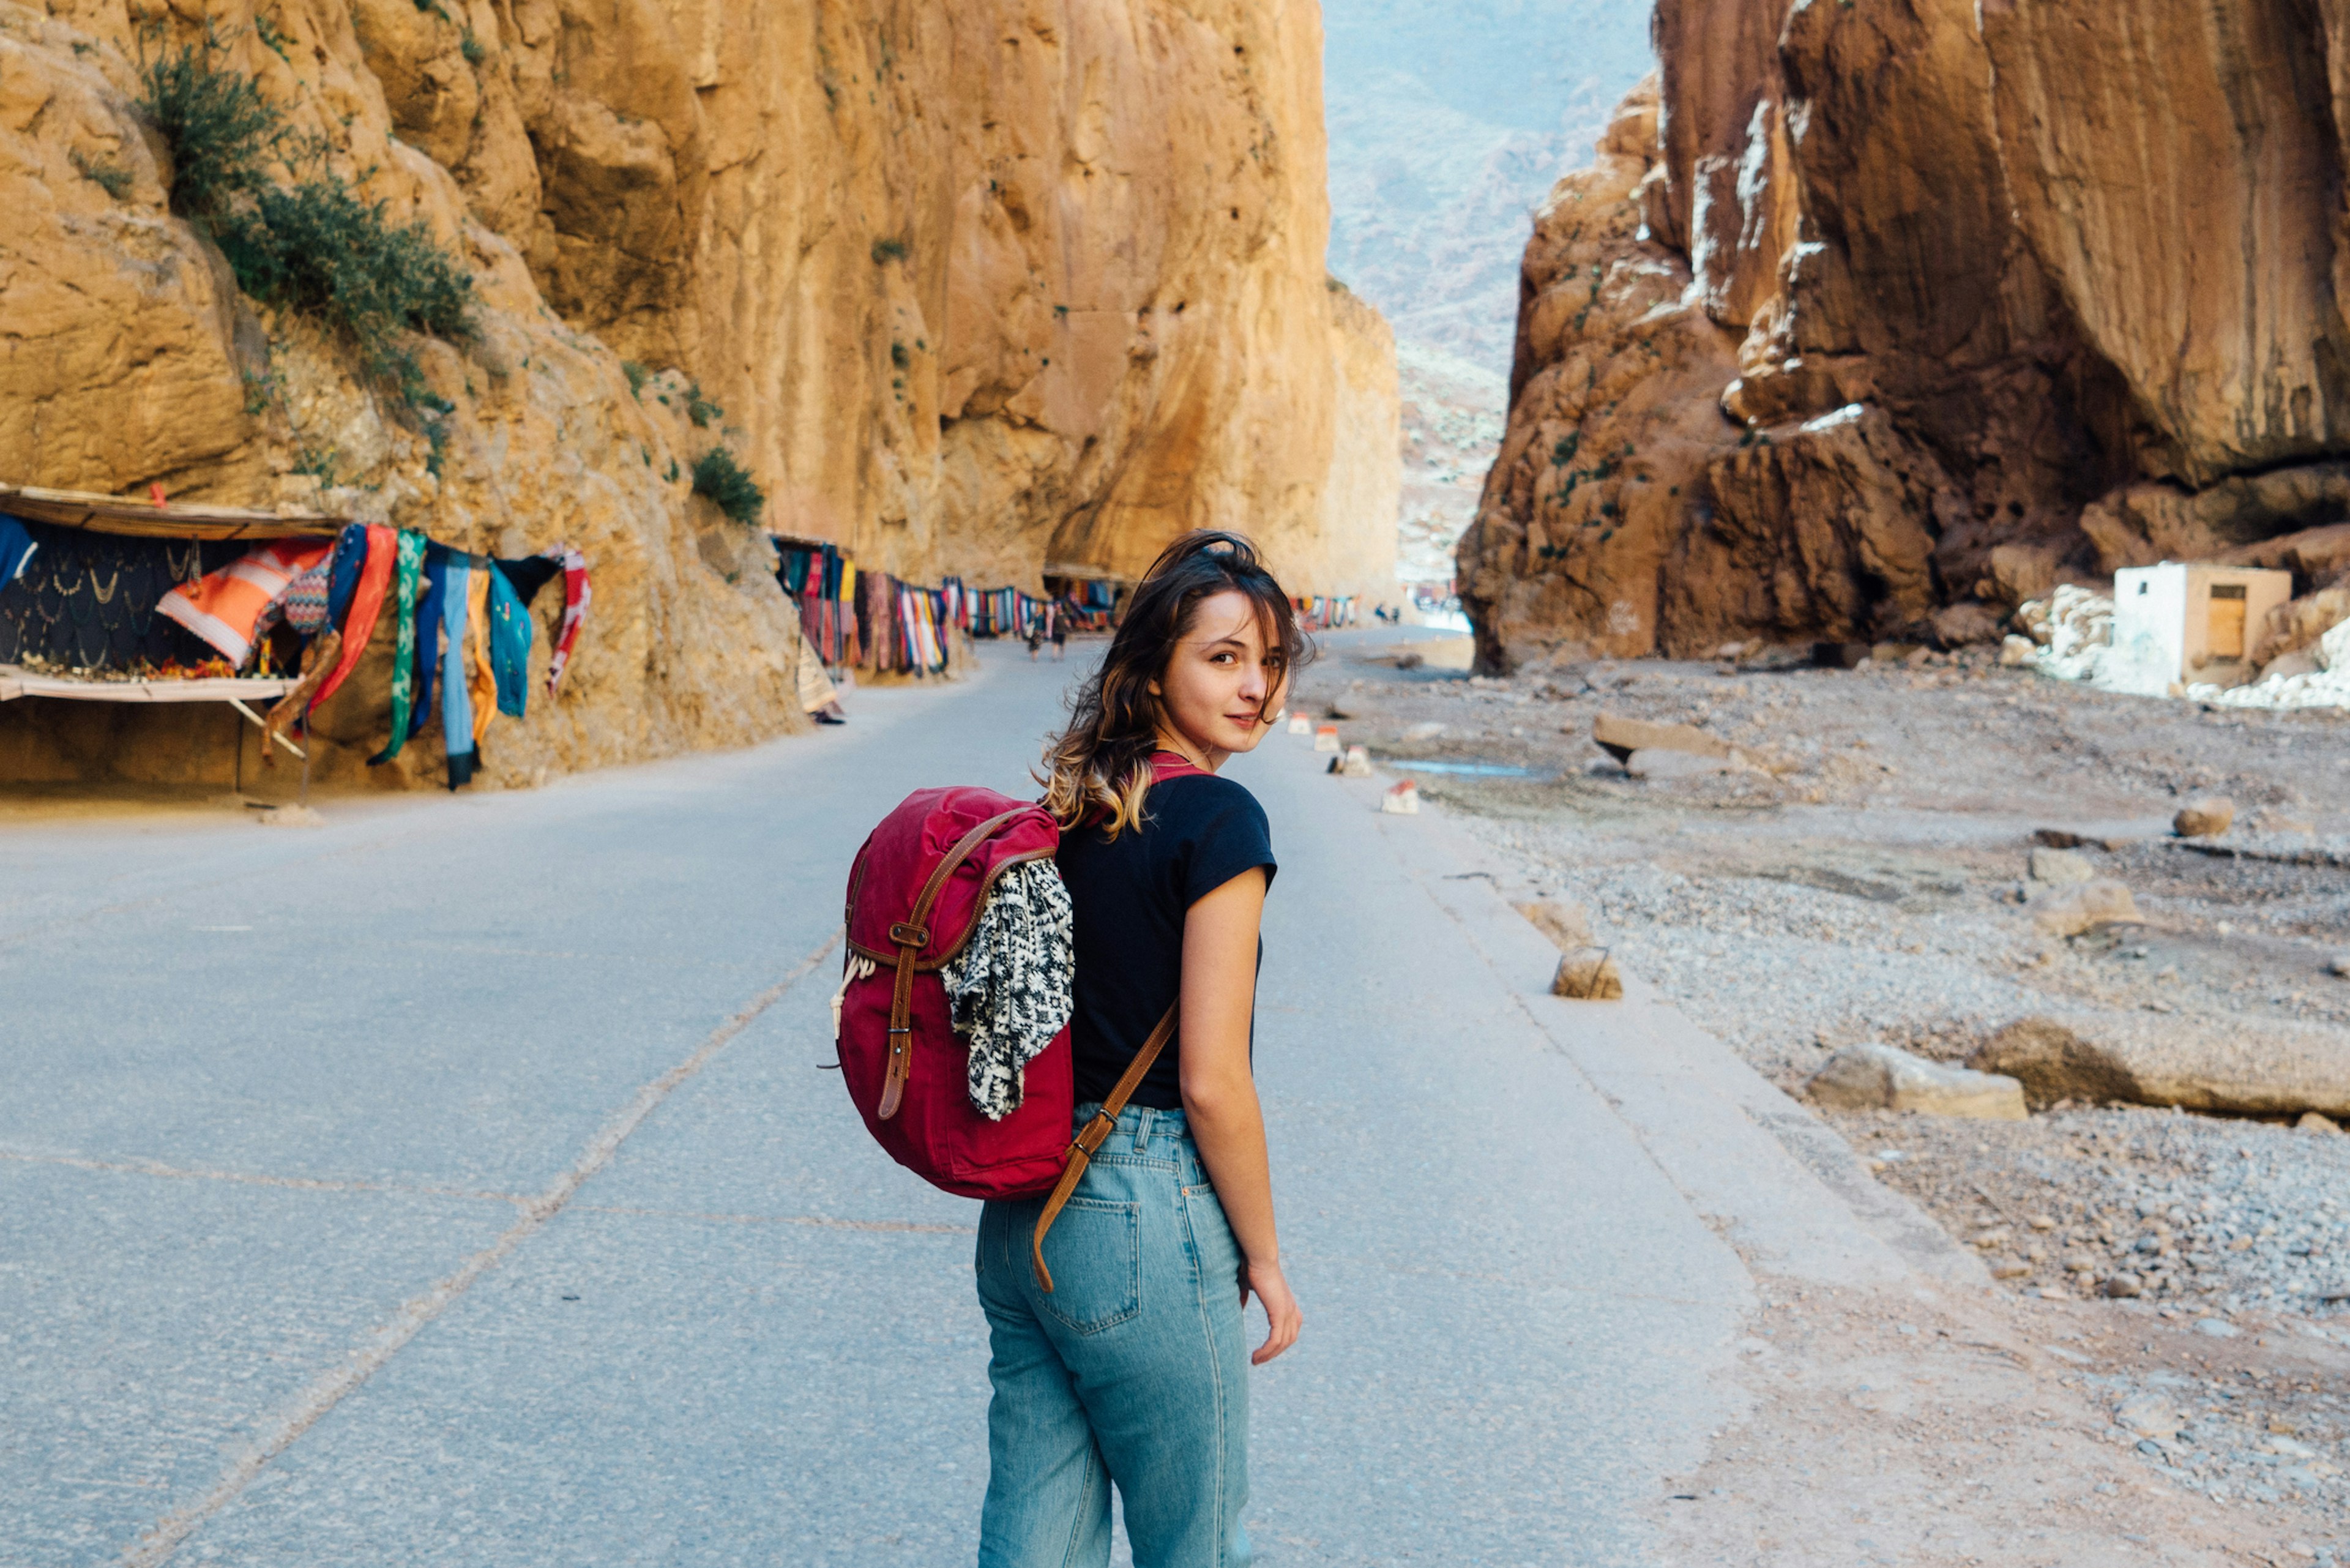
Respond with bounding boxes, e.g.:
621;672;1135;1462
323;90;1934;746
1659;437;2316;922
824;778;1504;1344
1057;758;1276;1110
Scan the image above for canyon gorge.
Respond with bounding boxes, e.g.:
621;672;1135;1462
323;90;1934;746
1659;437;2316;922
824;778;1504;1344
0;0;1397;783
1459;0;2350;670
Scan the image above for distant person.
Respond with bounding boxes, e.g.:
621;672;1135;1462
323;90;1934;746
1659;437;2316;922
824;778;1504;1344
1027;612;1043;662
979;530;1307;1566
1050;605;1069;661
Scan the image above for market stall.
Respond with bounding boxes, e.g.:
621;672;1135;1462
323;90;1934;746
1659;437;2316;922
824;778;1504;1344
0;484;591;793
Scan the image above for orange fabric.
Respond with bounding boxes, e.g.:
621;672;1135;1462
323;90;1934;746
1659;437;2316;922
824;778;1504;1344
466;567;498;743
157;541;333;665
313;525;395;708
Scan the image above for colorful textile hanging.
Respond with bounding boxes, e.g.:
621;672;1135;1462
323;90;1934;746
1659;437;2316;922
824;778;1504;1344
157;539;333;665
487;564;532;718
369;529;427;764
0;515;37;588
547;547;590;692
1289;593;1356;630
464;562;498;746
280;559;331;636
492;553;562;608
313;523;394;711
441;556;479;788
326;523;368;626
408;550;450;744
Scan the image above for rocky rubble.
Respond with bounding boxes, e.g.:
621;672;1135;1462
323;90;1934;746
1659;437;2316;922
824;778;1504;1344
1291;631;2350;1487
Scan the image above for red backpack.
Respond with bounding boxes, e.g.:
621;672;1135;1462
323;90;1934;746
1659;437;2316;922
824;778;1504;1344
837;778;1182;1286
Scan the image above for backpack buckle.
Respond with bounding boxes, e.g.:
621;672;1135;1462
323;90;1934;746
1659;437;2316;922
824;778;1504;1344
889;922;930;948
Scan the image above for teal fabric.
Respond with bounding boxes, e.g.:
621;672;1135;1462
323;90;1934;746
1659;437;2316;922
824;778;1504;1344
487;562;532;719
976;1104;1251;1567
368;529;426;765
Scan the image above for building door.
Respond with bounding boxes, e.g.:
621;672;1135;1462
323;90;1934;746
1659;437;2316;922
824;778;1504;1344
2207;583;2247;659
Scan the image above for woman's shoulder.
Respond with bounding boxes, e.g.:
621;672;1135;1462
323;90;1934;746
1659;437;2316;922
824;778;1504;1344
1146;771;1270;839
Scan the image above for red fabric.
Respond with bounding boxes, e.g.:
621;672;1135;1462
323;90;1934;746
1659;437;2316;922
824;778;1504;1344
838;786;1072;1200
311;524;394;710
547;547;590;692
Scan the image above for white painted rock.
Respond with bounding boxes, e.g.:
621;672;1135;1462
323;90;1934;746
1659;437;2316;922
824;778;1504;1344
1342;744;1372;777
1286;711;1311;734
1806;1043;2027;1119
1380;779;1419;815
1313;725;1340;753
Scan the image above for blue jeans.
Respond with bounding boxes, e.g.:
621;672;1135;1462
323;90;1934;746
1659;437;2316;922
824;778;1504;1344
975;1105;1251;1568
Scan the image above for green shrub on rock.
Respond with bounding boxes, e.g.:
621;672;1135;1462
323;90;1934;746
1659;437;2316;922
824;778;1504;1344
691;447;764;525
136;28;474;415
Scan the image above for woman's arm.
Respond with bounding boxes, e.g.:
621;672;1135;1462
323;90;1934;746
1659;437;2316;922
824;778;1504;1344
1177;866;1302;1365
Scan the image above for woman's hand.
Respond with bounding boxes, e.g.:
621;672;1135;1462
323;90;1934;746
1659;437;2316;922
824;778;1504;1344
1240;1256;1302;1365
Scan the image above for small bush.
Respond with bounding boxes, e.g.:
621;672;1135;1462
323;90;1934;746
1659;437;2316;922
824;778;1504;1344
889;342;908;370
691;447;764;525
685;382;723;427
622;360;651;397
217;177;472;400
460;31;487;65
139;26;278;217
292;440;341;485
870;236;908;263
137;29;473;414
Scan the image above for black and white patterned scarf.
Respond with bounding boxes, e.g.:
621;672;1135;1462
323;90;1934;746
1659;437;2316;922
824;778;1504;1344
941;859;1075;1121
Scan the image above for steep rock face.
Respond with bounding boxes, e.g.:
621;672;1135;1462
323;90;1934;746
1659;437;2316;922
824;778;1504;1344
0;0;1395;786
362;0;1395;597
1461;0;2350;669
1;1;800;790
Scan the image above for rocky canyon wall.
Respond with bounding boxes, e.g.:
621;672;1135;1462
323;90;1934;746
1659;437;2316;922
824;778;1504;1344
1458;0;2350;669
0;0;1393;786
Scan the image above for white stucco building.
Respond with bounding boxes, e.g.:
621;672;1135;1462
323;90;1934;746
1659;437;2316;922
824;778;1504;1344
2106;562;2292;695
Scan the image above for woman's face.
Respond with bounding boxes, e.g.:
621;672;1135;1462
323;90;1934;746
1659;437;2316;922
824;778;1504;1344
1151;589;1287;764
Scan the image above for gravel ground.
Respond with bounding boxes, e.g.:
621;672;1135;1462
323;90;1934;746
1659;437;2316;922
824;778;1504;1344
1648;1275;2343;1566
1294;631;2350;1540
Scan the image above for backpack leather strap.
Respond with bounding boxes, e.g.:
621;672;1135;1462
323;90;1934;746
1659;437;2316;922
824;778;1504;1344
1031;1001;1178;1291
878;806;1029;1121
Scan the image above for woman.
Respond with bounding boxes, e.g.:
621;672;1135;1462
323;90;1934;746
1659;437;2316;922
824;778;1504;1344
975;531;1307;1567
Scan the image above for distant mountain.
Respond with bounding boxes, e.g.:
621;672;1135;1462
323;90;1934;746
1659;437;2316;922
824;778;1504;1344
1322;0;1655;580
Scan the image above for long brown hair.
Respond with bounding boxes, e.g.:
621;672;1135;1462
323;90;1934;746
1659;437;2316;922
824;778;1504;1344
1038;531;1311;835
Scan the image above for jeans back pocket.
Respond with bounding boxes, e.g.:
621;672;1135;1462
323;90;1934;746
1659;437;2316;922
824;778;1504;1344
1034;1197;1141;1335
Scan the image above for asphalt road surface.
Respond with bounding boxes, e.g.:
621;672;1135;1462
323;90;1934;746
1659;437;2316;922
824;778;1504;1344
1;638;1927;1566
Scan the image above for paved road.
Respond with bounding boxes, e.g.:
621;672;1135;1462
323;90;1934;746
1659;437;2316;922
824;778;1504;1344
1;639;1922;1566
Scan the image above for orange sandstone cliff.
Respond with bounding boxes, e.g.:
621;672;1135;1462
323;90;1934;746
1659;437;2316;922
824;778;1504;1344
1457;0;2350;670
0;0;1397;785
